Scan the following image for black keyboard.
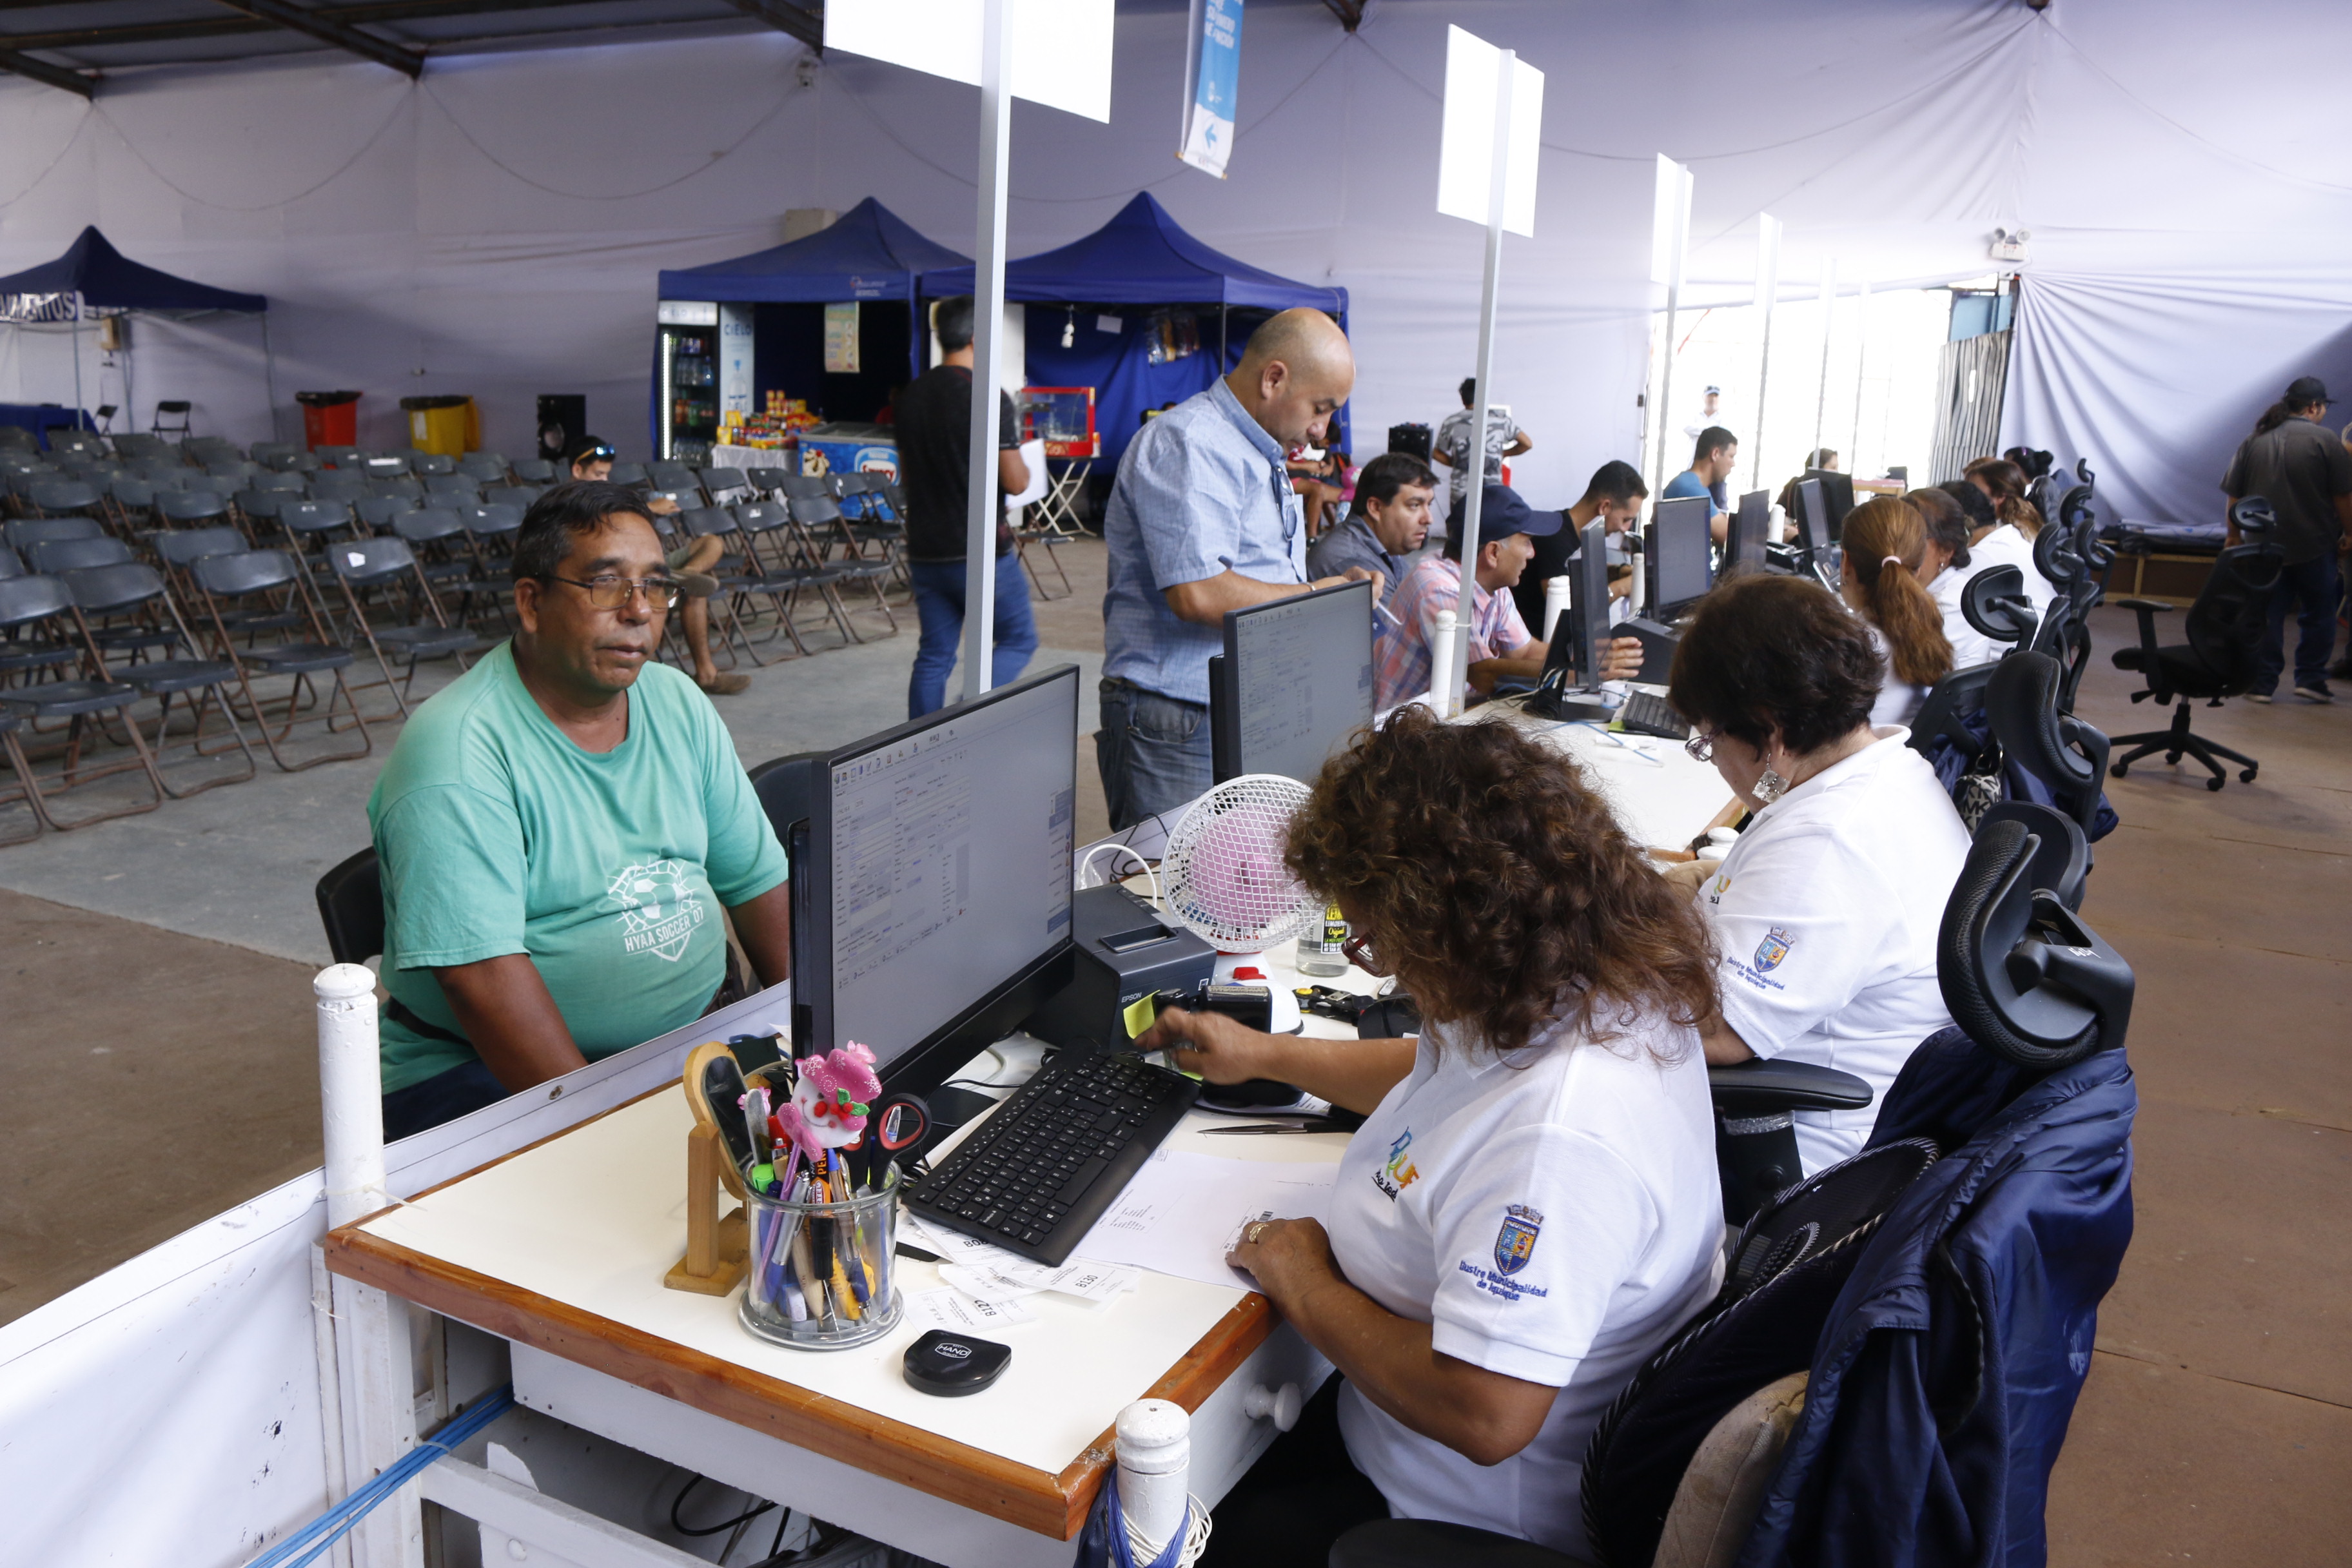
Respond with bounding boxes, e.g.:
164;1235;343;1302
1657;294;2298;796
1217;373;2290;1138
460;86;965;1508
1617;690;1692;741
905;1052;1200;1265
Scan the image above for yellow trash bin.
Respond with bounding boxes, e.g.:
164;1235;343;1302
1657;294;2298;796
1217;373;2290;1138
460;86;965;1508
400;395;475;457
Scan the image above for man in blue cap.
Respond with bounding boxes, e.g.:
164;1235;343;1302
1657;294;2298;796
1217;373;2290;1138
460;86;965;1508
1375;483;1634;711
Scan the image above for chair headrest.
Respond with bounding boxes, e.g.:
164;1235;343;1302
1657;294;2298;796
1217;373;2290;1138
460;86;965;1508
1961;564;2035;643
2032;519;2082;585
1985;649;2109;834
1975;800;2088;911
1939;816;2132;1071
2231;496;2276;538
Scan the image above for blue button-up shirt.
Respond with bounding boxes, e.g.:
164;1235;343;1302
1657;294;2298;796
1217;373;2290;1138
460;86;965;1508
1102;378;1308;705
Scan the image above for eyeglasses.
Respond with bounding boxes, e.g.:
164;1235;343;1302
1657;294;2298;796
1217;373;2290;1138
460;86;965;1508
1341;932;1392;978
1683;727;1716;764
547;574;682;610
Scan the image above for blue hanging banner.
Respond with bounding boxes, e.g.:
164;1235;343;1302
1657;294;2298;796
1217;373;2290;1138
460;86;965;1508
1179;0;1244;179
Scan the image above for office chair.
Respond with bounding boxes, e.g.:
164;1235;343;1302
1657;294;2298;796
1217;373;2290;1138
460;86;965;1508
316;845;385;966
2106;498;2282;790
1986;648;2110;840
1331;812;2134;1568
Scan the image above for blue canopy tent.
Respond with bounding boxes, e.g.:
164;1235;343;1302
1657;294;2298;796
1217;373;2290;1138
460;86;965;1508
654;198;970;447
0;226;268;446
921;193;1349;467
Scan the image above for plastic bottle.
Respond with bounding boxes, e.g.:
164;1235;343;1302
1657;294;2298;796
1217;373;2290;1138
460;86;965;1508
1295;903;1348;977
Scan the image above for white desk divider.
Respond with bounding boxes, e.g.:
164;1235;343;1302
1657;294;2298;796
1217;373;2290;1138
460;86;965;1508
1751;213;1783;495
1648;154;1694;505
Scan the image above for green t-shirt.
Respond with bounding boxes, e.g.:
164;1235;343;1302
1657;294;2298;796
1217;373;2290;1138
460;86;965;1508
366;643;788;1094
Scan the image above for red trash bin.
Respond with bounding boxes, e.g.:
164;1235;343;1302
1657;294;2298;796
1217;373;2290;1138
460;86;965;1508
297;391;362;451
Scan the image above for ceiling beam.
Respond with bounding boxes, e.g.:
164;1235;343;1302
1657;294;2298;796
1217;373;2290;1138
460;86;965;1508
0;44;95;96
210;0;424;75
1320;0;1362;32
725;0;821;52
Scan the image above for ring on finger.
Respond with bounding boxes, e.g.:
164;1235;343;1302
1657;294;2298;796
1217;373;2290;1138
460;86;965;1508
1245;1221;1271;1245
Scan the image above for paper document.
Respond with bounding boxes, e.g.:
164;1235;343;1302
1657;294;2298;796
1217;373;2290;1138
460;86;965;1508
1071;1150;1339;1291
907;1286;1034;1334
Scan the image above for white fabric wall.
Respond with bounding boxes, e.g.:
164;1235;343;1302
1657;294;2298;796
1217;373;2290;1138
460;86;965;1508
4;2;2347;515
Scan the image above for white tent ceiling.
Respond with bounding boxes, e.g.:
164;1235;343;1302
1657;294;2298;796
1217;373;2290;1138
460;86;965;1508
1;0;2346;526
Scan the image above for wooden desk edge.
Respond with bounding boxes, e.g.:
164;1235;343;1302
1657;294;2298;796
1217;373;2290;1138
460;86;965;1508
324;1225;1278;1540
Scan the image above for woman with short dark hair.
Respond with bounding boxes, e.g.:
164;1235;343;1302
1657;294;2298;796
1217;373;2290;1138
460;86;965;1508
1954;462;2057;620
1910;485;2005;668
1663;573;1970;1173
1141;707;1725;1567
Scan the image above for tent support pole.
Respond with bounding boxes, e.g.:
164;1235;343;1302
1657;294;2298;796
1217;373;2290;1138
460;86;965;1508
1649;166;1690;507
1813;257;1838;464
72;294;85;435
1220;304;1228;369
1850;279;1870;477
1453;50;1514;718
1750;214;1779;496
961;0;1015;705
262;311;282;445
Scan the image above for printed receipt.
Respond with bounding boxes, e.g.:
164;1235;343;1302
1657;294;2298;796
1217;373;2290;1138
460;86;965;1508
1070;1150;1338;1291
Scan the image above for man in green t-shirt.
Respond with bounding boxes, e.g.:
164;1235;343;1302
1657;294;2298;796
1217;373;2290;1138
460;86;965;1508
368;480;790;1138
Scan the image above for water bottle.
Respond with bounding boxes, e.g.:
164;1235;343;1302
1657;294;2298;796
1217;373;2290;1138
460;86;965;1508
1296;903;1348;977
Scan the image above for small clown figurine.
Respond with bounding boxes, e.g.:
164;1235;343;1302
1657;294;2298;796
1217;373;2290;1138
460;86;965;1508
772;1041;881;1152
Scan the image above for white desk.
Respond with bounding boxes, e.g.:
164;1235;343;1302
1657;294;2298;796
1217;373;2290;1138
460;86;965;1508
1469;694;1738;852
328;956;1377;1568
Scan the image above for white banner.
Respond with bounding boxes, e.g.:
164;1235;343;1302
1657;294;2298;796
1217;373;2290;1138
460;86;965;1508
1179;0;1244;178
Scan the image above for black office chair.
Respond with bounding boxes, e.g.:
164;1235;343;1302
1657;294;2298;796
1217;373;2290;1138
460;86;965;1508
1985;648;2110;841
1331;811;2132;1568
317;845;385;965
2106;497;2282;790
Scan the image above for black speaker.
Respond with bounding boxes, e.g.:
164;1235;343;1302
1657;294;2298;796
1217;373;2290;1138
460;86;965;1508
1387;422;1433;463
536;394;586;462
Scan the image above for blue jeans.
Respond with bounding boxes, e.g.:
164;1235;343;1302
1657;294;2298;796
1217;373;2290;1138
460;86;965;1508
381;1058;511;1142
1095;678;1213;832
908;554;1039;718
2255;552;2341;693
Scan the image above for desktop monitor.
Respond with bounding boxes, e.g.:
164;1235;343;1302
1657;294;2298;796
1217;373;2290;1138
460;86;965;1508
1804;467;1856;542
1792;477;1833;562
1537;519;1612;690
1209;578;1375;781
1646;495;1714;618
1725;489;1771;574
777;664;1081;1098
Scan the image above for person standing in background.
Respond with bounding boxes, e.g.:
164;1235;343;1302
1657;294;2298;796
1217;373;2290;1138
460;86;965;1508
896;294;1037;719
2221;376;2352;702
1663;427;1738;543
1097;309;1378;829
1681;387;1732;506
1433;376;1533;529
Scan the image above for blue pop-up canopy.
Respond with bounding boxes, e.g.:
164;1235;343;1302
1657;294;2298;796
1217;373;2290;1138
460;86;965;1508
0;226;267;320
657;197;968;306
923;193;1349;466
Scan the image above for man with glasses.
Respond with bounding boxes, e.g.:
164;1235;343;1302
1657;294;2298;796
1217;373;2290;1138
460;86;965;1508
367;481;792;1138
565;434;747;696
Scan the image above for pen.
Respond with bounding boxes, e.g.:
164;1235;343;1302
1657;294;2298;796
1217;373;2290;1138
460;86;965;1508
1571;721;1667;766
1200;1121;1339;1135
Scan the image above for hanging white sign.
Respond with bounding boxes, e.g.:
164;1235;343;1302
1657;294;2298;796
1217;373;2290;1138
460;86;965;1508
825;0;1115;123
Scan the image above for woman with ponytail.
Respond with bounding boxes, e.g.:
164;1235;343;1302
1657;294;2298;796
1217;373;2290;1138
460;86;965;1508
1838;496;1952;725
1964;456;2043;540
1960;456;2058;620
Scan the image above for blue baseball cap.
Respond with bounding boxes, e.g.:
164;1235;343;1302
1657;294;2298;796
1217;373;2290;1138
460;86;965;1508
1466;483;1562;548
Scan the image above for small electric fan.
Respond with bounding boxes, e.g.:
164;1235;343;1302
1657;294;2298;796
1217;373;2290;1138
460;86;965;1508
1158;774;1322;955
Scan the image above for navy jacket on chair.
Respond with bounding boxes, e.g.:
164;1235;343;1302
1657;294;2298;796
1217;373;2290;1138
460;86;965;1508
1734;1030;2137;1568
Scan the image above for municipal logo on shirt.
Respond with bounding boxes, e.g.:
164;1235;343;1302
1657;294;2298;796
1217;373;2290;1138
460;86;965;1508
607;858;706;963
1753;925;1794;973
1373;1128;1420;1199
1493;1204;1544;1277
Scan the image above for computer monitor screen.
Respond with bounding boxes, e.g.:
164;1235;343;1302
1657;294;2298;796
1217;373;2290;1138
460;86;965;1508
1647;495;1713;614
798;665;1078;1087
1727;490;1770;573
1540;520;1612;687
1794;478;1832;560
1211;579;1375;781
1805;468;1855;542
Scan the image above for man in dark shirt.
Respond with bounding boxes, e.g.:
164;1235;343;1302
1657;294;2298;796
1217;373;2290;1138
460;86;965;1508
1305;451;1433;600
2221;375;2352;702
1513;460;1647;632
897;295;1036;718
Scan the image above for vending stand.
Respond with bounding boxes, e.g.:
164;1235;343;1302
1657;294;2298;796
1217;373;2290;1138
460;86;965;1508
652;198;969;464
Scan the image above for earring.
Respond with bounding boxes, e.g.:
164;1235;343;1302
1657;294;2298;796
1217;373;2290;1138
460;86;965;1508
1754;765;1790;804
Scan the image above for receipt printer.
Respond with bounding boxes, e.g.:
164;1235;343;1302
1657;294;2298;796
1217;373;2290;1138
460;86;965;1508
1024;883;1217;1054
1620;616;1684;685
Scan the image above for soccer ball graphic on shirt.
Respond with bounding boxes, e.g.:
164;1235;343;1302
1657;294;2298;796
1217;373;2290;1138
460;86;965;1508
607;858;706;963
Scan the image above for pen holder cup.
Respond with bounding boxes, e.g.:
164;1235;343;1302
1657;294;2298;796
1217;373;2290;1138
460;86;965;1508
738;1163;903;1350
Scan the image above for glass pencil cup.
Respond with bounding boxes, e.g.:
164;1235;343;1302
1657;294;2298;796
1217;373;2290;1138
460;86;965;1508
738;1162;903;1350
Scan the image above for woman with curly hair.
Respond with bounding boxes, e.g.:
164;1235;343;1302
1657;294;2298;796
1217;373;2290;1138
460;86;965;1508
1139;707;1725;1567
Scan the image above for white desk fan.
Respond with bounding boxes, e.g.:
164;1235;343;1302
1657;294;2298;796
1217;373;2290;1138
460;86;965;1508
1159;774;1323;955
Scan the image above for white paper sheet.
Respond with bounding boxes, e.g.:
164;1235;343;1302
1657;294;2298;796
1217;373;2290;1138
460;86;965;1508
907;1286;1035;1333
1070;1151;1340;1291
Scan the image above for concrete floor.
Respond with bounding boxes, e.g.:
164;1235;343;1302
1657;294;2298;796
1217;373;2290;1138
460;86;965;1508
3;540;2347;1562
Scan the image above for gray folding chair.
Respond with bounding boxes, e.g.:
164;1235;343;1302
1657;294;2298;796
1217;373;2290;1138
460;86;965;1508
25;479;104;521
484;485;544;511
188;549;372;770
456;453;509;484
323;535;483;715
355;495;421;532
413;452;457;476
606;462;647;486
26;537;135;576
255;469;309;493
6;516;104;555
309;471;369;503
0;574;169;828
786;495;899;639
511;458;556;484
424;473;481;503
60;561;255;797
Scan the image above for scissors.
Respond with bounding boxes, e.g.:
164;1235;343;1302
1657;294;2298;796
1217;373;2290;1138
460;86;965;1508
844;1092;932;1191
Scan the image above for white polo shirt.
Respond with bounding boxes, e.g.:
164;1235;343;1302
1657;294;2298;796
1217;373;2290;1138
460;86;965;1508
1698;729;1970;1173
1961;524;2056;622
1927;560;2007;672
1328;1011;1724;1561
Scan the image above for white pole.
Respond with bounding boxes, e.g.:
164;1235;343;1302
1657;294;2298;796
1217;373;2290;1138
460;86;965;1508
1750;214;1780;495
317;963;387;1227
1454;49;1514;709
1649;164;1691;504
960;0;1015;705
1812;257;1838;464
1429;609;1460;716
72;294;85;438
1542;573;1572;644
1115;1399;1192;1562
1849;279;1871;477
